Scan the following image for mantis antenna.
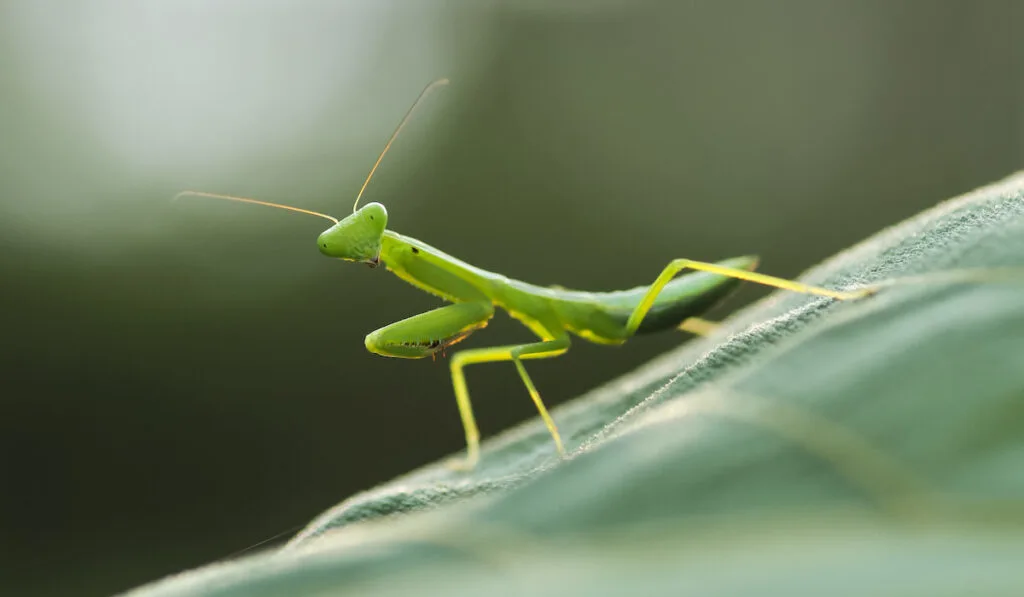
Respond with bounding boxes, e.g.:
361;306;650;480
173;191;339;224
352;78;450;213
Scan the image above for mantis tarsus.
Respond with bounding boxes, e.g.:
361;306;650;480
177;79;871;470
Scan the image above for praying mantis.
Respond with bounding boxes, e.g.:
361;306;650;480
178;79;871;470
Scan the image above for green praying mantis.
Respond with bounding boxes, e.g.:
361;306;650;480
177;79;871;470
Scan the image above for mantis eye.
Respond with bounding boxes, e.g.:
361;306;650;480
361;202;388;228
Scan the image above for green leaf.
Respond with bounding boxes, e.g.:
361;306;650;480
123;173;1024;596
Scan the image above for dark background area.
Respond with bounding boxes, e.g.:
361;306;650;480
1;1;1021;595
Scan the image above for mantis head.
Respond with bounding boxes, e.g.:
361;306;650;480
314;79;444;267
175;79;445;269
317;202;388;267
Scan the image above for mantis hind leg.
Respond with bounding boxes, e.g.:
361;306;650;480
625;257;872;337
448;333;571;470
678;317;720;336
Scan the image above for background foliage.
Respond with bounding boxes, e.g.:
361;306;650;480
1;2;1021;595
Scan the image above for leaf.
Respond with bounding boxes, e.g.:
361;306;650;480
122;173;1024;596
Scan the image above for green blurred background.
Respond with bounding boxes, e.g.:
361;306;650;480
1;1;1020;595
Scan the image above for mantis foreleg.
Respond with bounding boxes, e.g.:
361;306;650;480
364;302;494;359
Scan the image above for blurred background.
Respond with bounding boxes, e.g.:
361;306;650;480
0;1;1021;595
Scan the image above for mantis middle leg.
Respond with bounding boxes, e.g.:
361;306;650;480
449;333;571;470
